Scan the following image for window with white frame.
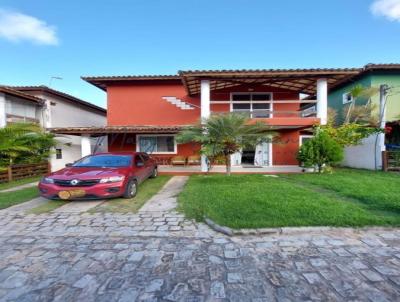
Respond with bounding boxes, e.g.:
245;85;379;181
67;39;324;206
137;135;176;154
299;135;313;146
231;93;272;118
342;92;353;104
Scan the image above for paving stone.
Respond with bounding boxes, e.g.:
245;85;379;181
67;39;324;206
310;258;328;267
227;272;243;283
73;274;97;289
210;281;225;299
302;272;322;284
2;271;29;289
360;270;385;282
163;283;188;301
145;278;164;292
118;288;139;302
128;251;144;262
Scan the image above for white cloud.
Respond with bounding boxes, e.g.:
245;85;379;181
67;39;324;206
0;9;58;45
371;0;400;22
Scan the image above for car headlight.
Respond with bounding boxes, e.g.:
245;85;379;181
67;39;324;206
99;176;125;183
42;177;54;184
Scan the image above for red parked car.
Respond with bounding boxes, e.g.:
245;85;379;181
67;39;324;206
39;152;157;200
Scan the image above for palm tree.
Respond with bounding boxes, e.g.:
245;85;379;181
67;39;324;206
0;123;57;167
177;113;275;175
344;85;379;126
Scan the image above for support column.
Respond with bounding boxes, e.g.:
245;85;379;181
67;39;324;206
81;135;92;157
377;84;388;170
43;100;52;128
200;80;210;172
0;93;6;127
316;78;328;125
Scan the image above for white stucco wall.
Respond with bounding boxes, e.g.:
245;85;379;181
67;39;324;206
341;134;382;170
28;92;107;171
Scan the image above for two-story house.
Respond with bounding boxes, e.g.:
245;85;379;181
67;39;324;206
328;64;400;170
0;85;107;171
51;68;359;173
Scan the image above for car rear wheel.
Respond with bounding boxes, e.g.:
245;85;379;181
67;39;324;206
123;179;138;199
150;167;158;178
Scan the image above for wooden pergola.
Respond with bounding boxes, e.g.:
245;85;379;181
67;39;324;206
178;68;361;96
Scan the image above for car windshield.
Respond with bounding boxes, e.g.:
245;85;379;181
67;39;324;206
73;155;132;168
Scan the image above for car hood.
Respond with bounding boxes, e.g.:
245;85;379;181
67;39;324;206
48;167;129;180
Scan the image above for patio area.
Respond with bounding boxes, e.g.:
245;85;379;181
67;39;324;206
158;165;304;175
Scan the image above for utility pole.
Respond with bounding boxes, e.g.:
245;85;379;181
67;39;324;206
377;84;389;170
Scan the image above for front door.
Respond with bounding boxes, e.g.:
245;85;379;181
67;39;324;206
254;142;270;166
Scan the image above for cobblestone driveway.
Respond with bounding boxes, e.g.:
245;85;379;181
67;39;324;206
1;210;400;301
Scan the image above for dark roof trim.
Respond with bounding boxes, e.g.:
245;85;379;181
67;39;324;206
82;75;181;91
330;63;400;91
178;68;361;76
0;86;45;104
11;85;106;114
49;125;184;136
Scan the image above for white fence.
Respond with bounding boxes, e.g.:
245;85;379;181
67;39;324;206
341;134;382;170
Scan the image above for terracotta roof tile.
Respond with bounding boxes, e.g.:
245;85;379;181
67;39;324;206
0;86;45;104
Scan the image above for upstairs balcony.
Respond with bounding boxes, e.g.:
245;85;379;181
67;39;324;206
209;92;319;127
179;68;360;132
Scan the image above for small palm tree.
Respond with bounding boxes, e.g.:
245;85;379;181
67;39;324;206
177;113;275;175
0;123;57;167
344;85;379;126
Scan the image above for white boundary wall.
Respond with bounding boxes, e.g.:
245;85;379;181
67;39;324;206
341;134;382;170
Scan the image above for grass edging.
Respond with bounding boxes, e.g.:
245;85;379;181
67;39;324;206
204;215;398;237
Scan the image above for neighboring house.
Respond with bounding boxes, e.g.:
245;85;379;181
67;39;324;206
328;64;400;170
0;86;107;171
51;68;359;172
0;86;45;127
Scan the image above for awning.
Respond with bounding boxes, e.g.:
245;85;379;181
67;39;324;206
48;125;185;136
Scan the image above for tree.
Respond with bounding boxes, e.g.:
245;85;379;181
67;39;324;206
323;123;382;147
177;113;275;175
297;130;343;173
343;85;379;126
0;123;57;167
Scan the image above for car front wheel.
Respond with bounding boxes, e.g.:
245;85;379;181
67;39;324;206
123;179;138;199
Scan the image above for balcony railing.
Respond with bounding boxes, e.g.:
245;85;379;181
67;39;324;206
210;99;318;119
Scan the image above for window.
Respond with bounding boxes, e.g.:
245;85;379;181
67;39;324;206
56;148;62;159
137;135;176;154
299;135;313;146
342;92;353;104
135;155;144;165
231;93;272;118
73;155;132;167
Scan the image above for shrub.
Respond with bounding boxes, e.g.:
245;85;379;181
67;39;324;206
297;130;343;173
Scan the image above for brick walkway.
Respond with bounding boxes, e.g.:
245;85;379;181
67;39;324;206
1;209;400;301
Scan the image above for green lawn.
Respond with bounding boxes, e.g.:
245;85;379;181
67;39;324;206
178;171;400;229
90;175;172;213
0;176;41;191
286;169;400;213
0;187;39;209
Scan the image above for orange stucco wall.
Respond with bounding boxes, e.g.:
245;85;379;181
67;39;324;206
107;81;303;126
107;80;200;126
273;130;301;165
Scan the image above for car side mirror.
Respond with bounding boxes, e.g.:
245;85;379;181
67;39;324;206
65;163;73;167
136;162;144;167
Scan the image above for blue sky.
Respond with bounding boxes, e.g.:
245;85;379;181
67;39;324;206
0;0;399;108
